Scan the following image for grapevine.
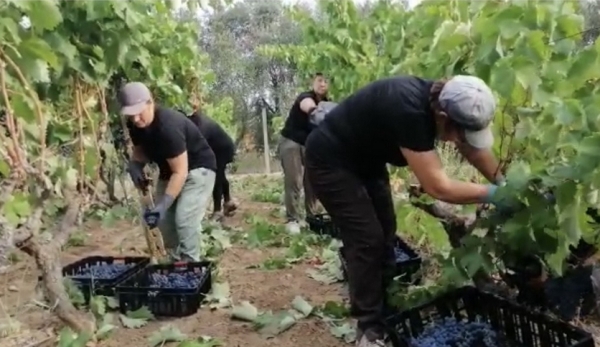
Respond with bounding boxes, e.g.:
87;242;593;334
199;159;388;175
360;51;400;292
0;0;223;338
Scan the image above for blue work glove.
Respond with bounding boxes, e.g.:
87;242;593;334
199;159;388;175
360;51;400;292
143;195;174;229
482;184;521;214
309;101;338;126
127;160;147;190
483;185;555;213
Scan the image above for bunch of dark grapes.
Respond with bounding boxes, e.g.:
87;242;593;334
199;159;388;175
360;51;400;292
70;263;135;280
58;144;74;158
111;126;127;151
410;317;501;347
543;265;595;320
394;247;411;262
149;268;207;289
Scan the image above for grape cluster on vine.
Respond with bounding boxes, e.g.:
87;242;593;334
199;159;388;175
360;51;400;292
543;265;595;320
58;144;74;158
409;317;504;347
394;247;411;262
110;125;127;151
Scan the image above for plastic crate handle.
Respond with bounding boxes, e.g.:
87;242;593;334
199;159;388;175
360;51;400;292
113;257;125;264
173;261;188;268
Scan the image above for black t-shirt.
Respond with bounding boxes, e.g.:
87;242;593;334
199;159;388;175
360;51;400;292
281;91;329;145
188;111;235;161
128;106;217;179
310;76;436;175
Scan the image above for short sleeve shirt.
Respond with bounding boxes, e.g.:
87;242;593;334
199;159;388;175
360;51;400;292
281;91;329;145
188;111;235;158
128;106;216;179
318;76;436;173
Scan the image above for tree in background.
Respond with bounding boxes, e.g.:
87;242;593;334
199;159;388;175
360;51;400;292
199;0;306;152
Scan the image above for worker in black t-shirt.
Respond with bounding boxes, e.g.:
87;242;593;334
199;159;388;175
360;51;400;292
305;75;506;347
118;82;216;262
188;110;237;221
279;72;329;234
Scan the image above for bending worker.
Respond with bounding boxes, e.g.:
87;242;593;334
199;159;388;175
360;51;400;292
188;108;237;222
305;75;506;347
119;82;216;262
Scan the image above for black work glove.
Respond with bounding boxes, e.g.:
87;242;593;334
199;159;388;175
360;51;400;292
127;160;147;190
143;194;174;229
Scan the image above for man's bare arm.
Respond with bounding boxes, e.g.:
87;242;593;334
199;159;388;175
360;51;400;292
132;146;148;163
401;147;492;204
456;143;504;184
165;152;188;199
299;98;317;114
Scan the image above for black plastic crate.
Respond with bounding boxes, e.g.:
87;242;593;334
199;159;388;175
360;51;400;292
339;235;422;284
116;261;212;317
62;256;150;301
384;286;594;347
306;213;340;238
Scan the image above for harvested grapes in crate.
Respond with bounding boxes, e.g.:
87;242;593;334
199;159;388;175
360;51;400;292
70;263;136;280
339;235;421;284
61;256;149;301
116;261;212;317
149;269;206;289
408;317;507;347
385;286;594;347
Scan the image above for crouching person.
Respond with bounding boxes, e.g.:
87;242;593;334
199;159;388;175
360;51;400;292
119;82;217;262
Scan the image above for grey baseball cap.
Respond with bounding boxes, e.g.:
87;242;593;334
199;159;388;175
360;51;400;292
118;82;152;116
439;75;496;149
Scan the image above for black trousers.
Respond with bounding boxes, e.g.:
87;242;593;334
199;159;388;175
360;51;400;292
305;142;397;337
213;154;232;212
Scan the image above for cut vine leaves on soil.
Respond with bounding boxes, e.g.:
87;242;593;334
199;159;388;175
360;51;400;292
230;296;314;338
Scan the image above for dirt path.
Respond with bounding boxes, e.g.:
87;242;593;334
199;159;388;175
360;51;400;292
0;175;348;347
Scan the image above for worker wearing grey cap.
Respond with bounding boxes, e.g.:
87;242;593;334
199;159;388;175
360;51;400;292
304;75;504;347
118;82;217;262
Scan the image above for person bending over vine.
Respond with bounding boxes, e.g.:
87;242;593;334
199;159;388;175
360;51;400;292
304;75;507;347
185;106;238;222
119;82;216;262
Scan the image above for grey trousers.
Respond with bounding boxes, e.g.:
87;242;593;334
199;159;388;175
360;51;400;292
155;167;215;261
278;136;318;222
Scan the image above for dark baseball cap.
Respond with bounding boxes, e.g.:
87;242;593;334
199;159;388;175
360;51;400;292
439;75;497;149
118;82;152;116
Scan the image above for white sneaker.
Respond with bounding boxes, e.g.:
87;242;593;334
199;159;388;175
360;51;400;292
285;221;301;235
355;335;386;347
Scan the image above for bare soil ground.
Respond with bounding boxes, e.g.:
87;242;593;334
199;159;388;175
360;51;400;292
3;171;600;347
0;173;348;347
